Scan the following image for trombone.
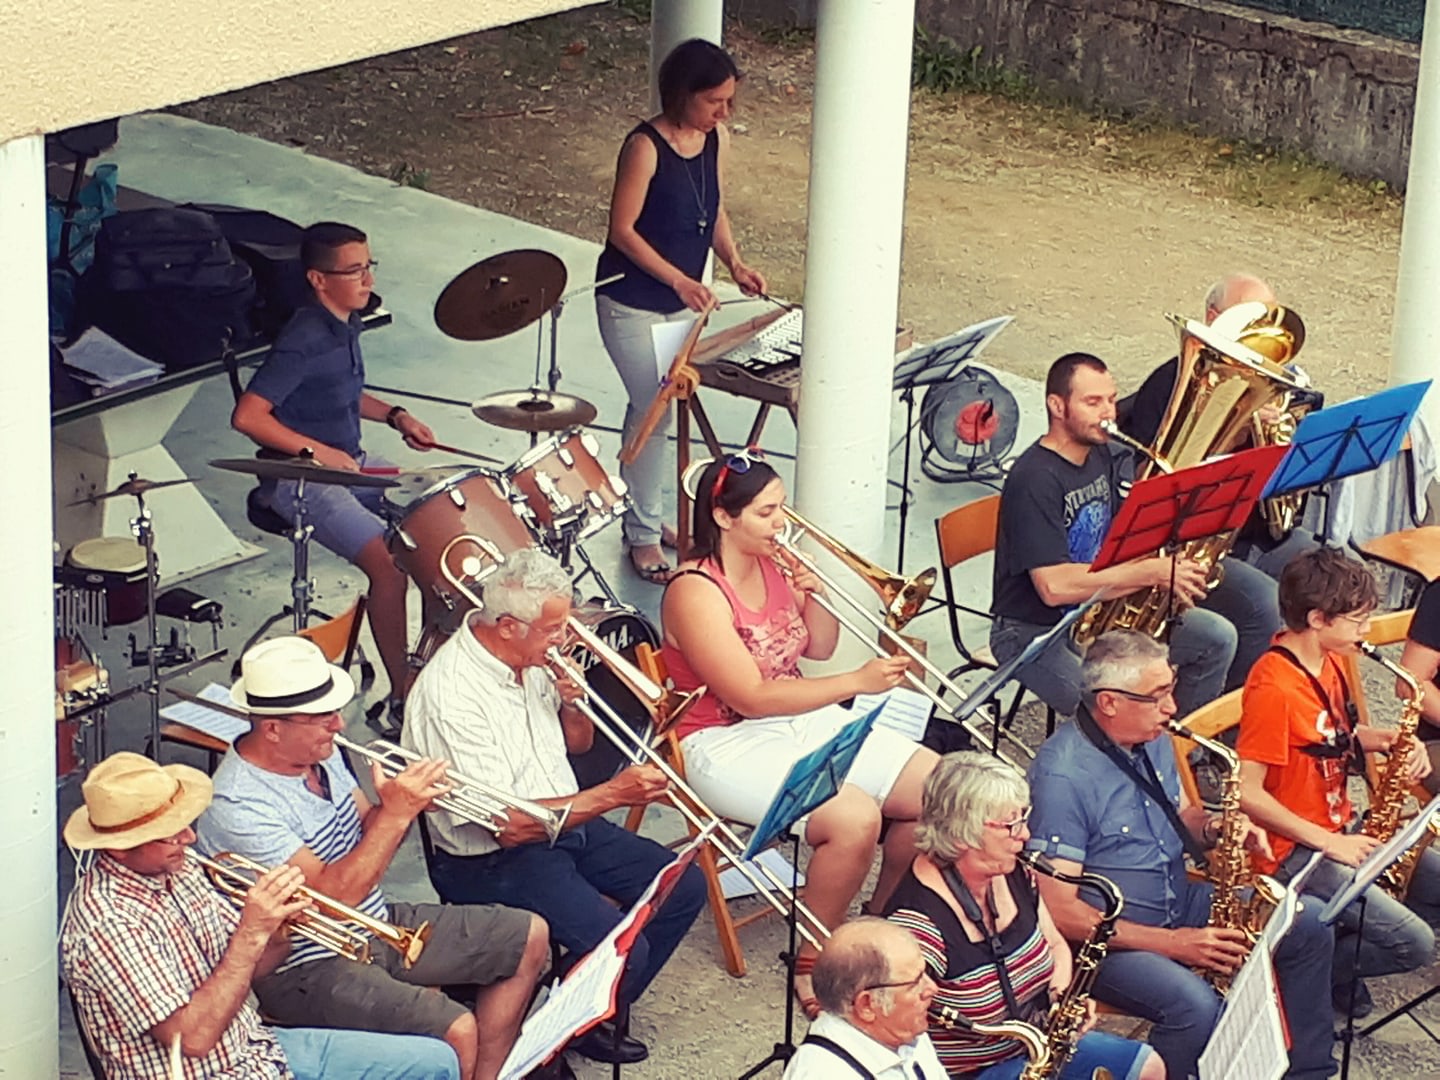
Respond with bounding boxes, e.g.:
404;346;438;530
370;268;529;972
335;735;571;845
192;850;430;968
775;508;1031;766
545;642;831;949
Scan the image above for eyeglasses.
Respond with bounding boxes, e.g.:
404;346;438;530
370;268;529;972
279;711;342;727
1092;667;1178;708
860;967;929;995
984;806;1032;837
1335;611;1374;628
318;260;378;280
711;446;765;502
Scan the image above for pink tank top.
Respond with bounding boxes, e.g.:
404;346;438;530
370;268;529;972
663;556;810;740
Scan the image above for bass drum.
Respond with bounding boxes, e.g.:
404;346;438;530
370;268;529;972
565;603;660;791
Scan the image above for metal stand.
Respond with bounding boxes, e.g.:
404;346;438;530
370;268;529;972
236;479;330;672
131;494;163;755
738;831;805;1079
1338;894;1369;1080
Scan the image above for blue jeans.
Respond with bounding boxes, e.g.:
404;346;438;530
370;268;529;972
973;1031;1154;1080
273;1027;459;1079
991;607;1236;719
1277;843;1440;987
1092;898;1336;1080
1199;557;1280;692
427;818;706;1005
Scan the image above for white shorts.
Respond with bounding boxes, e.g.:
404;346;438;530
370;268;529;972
679;702;923;826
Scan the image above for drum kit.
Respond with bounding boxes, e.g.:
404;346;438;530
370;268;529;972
55;472;227;781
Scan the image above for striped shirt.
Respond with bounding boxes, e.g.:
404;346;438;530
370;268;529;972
197;745;387;972
886;865;1055;1077
60;855;290;1080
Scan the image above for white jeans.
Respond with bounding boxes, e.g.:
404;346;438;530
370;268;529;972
595;293;694;547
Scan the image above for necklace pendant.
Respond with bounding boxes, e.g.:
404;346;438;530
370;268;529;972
697;217;708;233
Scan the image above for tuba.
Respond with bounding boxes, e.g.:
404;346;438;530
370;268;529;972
1165;719;1283;993
1074;303;1309;646
1357;643;1438;897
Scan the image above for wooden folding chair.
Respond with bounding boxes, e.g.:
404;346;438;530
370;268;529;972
1170;689;1244;811
623;642;792;978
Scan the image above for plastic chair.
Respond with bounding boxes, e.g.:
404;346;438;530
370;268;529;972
933;496;1057;748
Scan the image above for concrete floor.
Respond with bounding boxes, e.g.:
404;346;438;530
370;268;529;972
56;113;1039;1078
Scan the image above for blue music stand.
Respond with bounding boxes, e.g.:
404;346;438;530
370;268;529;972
1261;380;1432;500
737;705;880;1080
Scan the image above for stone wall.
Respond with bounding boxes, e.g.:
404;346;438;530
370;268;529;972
733;0;1421;188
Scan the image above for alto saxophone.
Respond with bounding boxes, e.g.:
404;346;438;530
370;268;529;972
938;852;1124;1080
1165;719;1283;993
1357;642;1436;897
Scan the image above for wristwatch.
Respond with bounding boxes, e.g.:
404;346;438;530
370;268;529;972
385;405;407;429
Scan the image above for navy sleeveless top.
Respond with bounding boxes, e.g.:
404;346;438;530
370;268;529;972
596;122;720;314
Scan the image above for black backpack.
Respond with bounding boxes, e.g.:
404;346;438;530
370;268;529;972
78;207;257;370
180;203;311;340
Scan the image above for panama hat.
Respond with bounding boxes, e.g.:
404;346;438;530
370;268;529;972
231;636;355;716
64;752;213;850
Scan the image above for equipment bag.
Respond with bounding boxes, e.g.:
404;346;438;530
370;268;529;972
78;207;257;370
180;203;310;339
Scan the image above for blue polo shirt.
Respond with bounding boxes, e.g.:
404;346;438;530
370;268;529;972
1027;718;1212;929
246;303;365;458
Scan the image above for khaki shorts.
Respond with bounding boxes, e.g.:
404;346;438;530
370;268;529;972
255;901;534;1039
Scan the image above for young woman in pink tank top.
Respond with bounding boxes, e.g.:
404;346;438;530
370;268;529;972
661;452;939;1018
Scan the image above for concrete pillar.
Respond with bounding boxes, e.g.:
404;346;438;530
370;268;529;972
1391;0;1440;436
794;0;915;556
649;0;724;112
0;133;60;1076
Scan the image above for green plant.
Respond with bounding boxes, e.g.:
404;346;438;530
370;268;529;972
911;27;1032;98
388;162;430;190
614;0;652;22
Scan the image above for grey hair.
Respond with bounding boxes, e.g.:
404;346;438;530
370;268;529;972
1079;629;1169;696
475;548;573;626
914;751;1029;860
1203;272;1274;320
813;917;907;1017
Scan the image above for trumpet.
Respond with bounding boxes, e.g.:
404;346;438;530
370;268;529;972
335;735;571;845
192;850;430;968
773;515;1030;766
544;644;831;949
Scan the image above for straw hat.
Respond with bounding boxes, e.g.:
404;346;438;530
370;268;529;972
231;636;355;717
64;752;213;850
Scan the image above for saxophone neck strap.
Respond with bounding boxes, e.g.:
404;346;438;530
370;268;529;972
1075;704;1210;869
1264;645;1366;776
939;863;1026;1019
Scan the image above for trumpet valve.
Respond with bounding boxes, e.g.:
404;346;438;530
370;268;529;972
399;922;431;969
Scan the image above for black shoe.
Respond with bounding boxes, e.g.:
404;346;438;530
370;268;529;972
1333;979;1374;1020
569;1021;649;1065
525;1057;577;1079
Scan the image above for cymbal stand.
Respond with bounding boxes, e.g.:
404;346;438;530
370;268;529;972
236;478;321;670
130;491;163;756
544;273;624;393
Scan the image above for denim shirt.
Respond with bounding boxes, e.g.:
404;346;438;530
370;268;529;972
1026;717;1211;929
246;304;366;458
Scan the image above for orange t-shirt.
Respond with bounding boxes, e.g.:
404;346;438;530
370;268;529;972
1236;645;1354;875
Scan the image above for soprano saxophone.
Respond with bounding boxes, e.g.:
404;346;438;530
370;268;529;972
1357;642;1436;897
1165;719;1283;993
937;852;1123;1080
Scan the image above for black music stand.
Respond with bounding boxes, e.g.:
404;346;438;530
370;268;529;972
1090;445;1288;639
889;316;1013;569
737;706;880;1079
1260;379;1431;537
1316;795;1440;1079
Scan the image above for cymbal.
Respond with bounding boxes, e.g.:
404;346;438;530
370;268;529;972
472;389;598;433
69;475;198;506
209;457;398;489
434;250;568;341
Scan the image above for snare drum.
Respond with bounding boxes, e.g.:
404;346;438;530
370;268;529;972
65;537;150;626
565;603;661;790
388;468;535;636
505;429;629;545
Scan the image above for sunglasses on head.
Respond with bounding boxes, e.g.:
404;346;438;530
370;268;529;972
711;447;766;502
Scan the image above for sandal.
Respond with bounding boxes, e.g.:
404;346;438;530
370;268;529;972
627;546;674;585
660;524;680;551
793;953;821;1021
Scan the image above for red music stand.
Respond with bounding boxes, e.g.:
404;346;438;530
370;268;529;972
1091;445;1289;573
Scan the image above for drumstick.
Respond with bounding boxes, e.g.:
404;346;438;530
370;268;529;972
418;441;502;465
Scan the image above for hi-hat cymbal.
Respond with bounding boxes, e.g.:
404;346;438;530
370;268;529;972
434;250;568;341
209;457;398;489
472;389;598;433
69;475;198;506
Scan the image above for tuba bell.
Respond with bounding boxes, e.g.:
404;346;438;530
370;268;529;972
1073;303;1309;646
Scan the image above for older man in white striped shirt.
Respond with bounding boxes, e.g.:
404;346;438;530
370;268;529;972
197;637;548;1080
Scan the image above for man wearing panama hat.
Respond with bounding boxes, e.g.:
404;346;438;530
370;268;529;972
60;751;462;1079
197;637;548;1080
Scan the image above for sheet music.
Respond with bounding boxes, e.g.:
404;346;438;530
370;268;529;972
1198;944;1288;1080
159;683;247;744
719;847;805;900
851;686;931;741
650;318;700;385
62;326;165;390
498;832;711;1080
1319;794;1440;924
